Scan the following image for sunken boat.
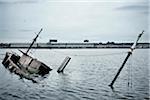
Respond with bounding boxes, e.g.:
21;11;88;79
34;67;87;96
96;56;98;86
2;28;52;82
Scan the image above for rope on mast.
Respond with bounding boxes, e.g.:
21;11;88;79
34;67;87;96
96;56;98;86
109;30;144;88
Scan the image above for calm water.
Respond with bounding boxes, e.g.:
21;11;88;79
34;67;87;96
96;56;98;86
0;49;149;100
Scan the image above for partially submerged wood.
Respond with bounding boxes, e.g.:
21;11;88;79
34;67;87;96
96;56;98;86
57;56;71;73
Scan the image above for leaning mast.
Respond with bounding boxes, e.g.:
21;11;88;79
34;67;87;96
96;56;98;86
25;28;43;55
109;30;144;88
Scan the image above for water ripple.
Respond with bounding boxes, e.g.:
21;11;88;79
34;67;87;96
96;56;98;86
0;49;149;100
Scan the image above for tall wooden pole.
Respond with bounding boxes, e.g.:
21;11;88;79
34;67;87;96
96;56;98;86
109;30;144;88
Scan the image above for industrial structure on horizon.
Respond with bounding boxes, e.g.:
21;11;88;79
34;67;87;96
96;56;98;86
0;41;149;49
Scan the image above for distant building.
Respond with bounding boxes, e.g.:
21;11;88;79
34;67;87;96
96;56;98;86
84;40;89;42
99;42;103;44
49;39;57;43
106;41;115;44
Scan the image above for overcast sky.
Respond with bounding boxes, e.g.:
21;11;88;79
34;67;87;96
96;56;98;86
0;0;149;43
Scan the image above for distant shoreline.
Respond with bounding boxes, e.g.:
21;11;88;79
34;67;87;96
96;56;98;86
0;42;149;49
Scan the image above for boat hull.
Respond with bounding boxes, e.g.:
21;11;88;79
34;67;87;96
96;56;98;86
2;52;52;82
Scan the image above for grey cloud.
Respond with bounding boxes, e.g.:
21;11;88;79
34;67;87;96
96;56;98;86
0;0;38;4
117;5;148;10
116;4;149;14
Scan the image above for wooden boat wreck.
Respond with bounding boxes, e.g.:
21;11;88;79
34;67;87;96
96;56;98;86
2;28;52;82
